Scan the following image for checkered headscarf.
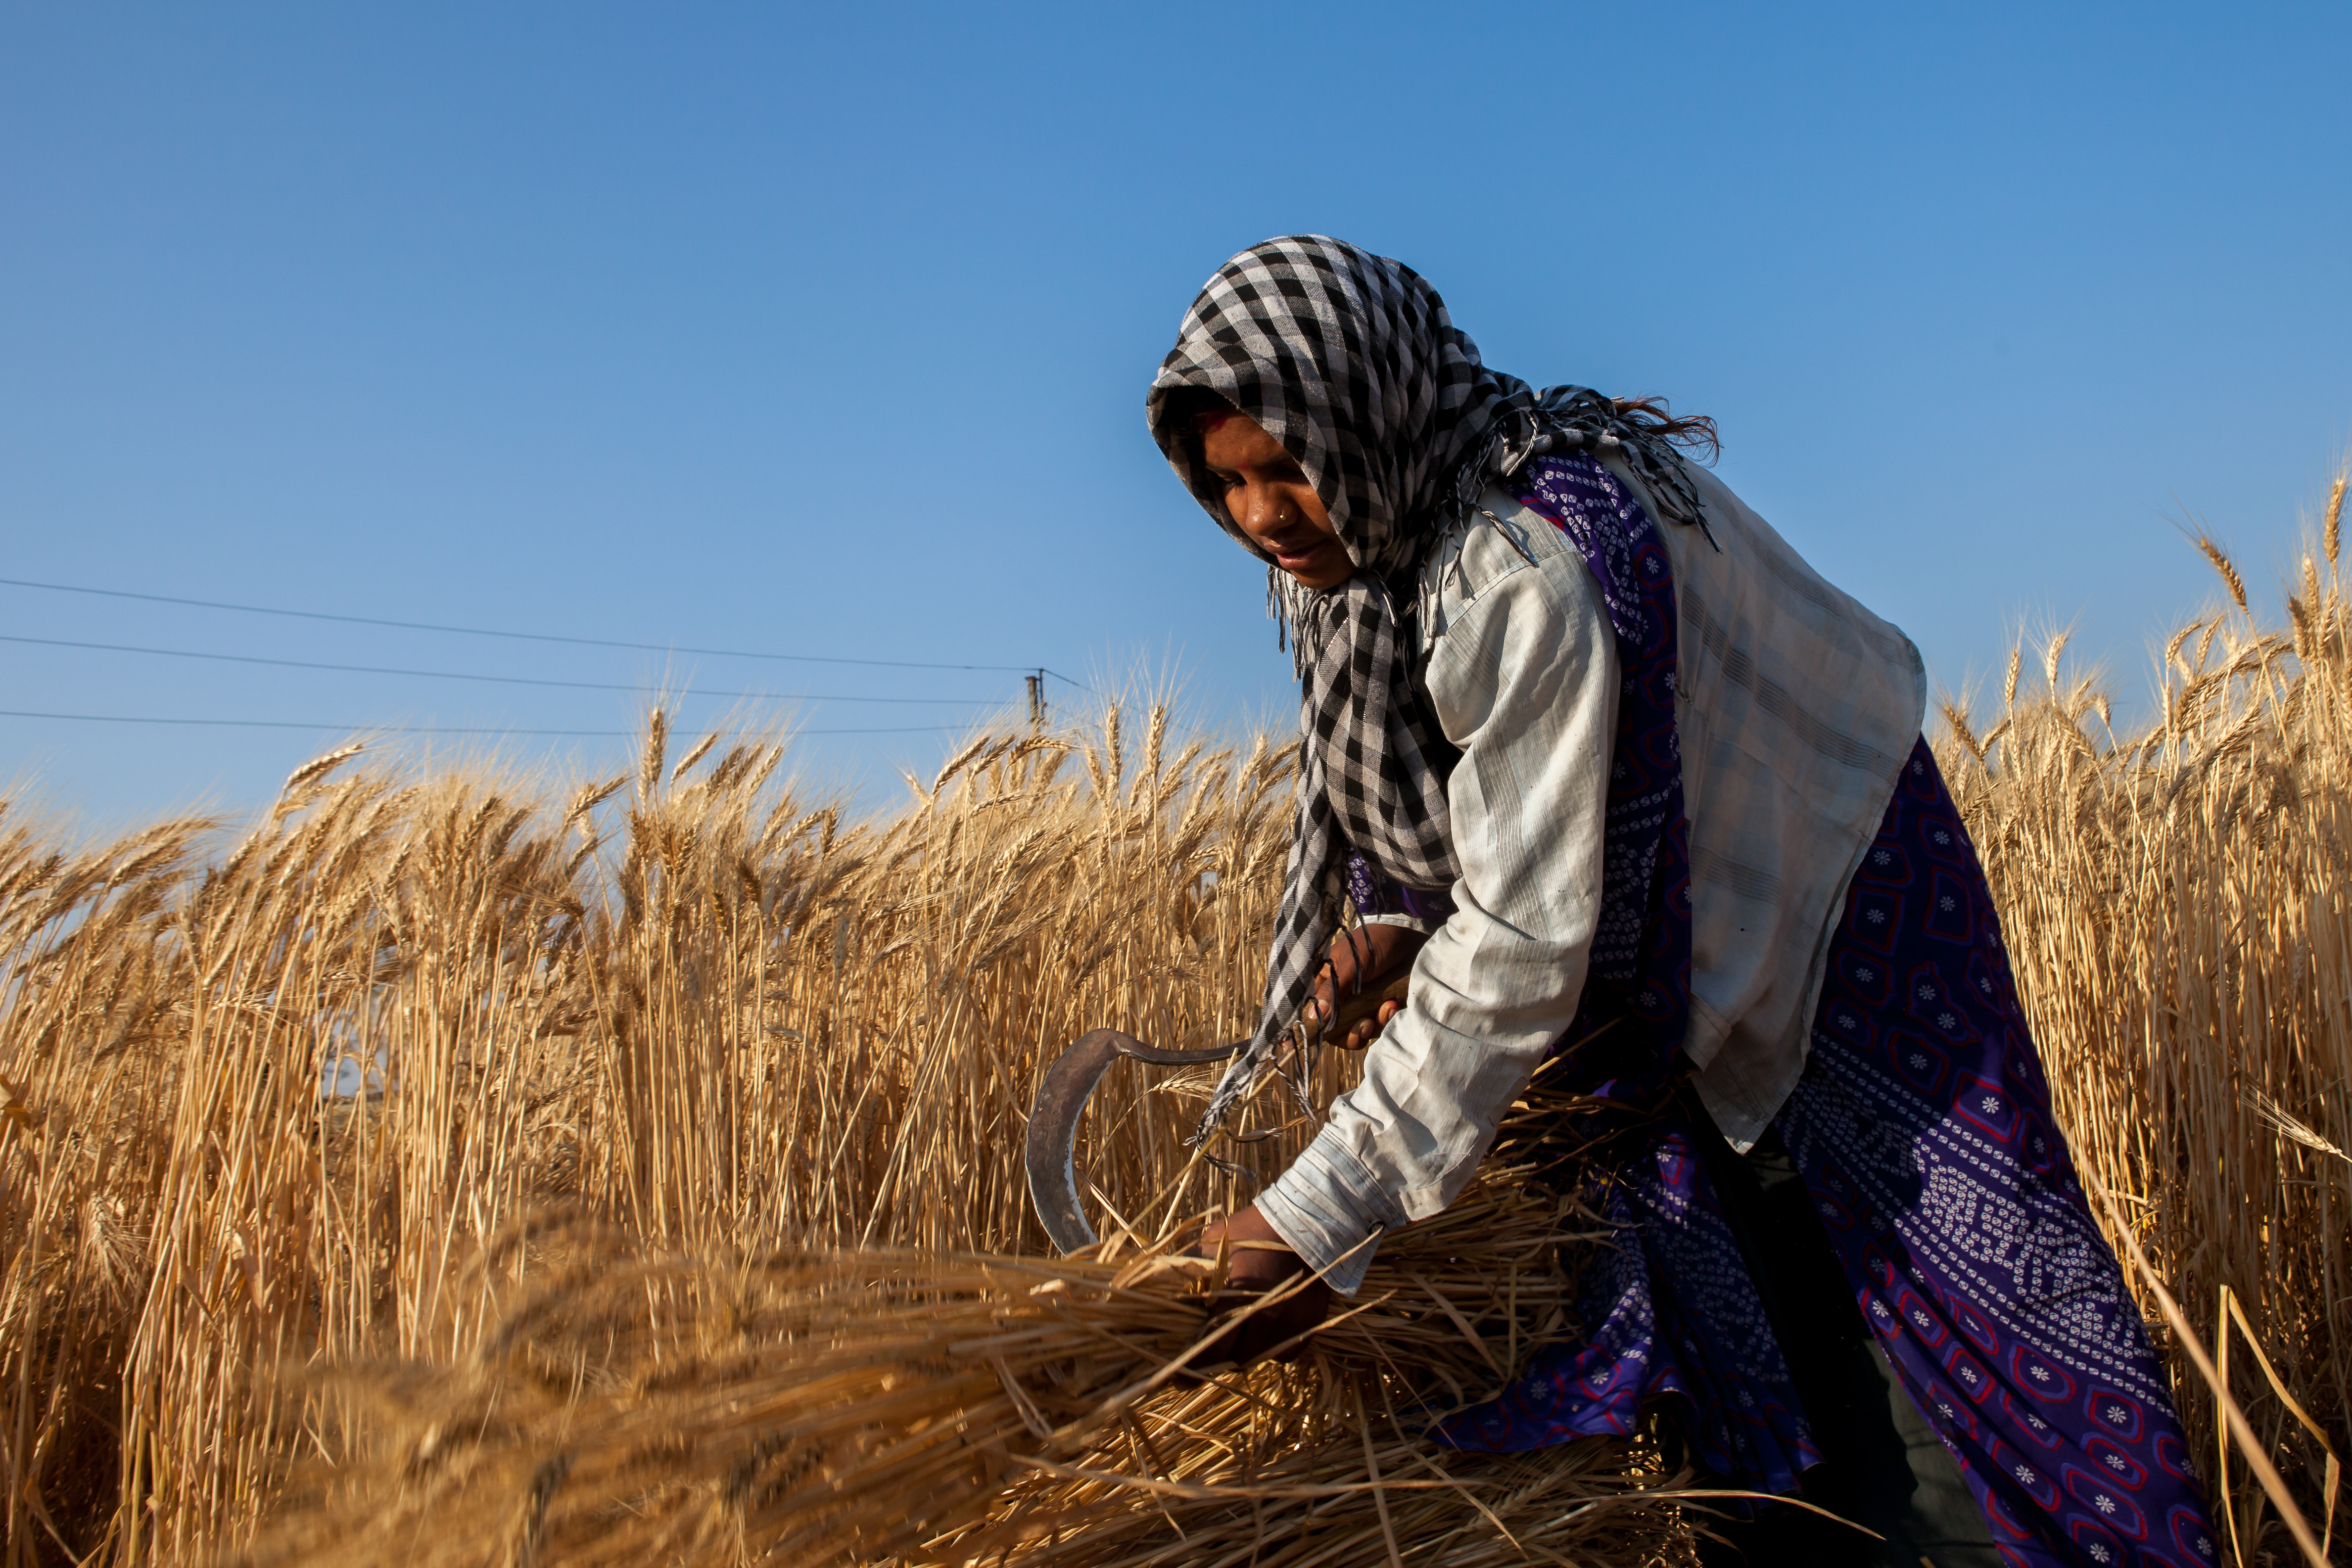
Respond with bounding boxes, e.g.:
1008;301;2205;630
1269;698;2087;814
1147;235;1707;1141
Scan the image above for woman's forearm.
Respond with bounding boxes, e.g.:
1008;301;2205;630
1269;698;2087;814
1258;514;1621;1291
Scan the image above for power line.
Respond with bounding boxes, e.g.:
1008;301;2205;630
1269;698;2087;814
0;575;1091;685
0;634;1004;705
0;710;968;738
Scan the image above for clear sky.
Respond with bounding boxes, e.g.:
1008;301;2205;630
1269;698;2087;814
5;4;2348;830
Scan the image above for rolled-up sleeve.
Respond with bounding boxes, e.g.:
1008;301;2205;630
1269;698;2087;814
1256;515;1618;1293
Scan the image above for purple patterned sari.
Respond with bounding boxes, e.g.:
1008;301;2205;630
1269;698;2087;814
1357;454;2218;1568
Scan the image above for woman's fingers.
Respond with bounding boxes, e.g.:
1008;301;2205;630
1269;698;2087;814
1316;937;1364;1017
1317;932;1422;1043
1339;999;1403;1051
1322;924;1382;998
1319;924;1423;1009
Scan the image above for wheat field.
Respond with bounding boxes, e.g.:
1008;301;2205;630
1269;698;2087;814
1;476;2346;1566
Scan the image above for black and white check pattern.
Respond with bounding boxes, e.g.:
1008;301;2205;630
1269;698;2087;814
1146;235;1704;1139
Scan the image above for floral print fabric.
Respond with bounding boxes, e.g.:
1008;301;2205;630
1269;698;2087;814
1392;456;2217;1567
1776;748;2218;1566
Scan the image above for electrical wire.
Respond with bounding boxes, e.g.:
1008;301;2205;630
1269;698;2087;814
0;634;1002;704
0;710;968;737
0;575;1092;689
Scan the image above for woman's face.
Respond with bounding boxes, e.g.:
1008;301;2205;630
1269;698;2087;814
1198;412;1352;590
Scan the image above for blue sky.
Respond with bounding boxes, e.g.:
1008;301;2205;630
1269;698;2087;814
4;4;2347;829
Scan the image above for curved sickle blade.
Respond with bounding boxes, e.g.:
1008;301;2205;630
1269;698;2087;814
1022;973;1411;1254
1025;1028;1242;1255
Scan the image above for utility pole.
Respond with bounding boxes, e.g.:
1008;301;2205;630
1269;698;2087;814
1026;670;1045;728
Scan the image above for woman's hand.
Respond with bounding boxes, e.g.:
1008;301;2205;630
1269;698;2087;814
1188;1205;1330;1366
1308;922;1426;1049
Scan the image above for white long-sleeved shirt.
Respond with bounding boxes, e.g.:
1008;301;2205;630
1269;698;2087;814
1255;460;1927;1293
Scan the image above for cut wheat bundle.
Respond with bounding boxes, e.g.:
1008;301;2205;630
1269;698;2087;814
241;1181;1696;1568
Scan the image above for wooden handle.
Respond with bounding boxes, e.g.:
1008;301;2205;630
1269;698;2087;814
1317;971;1411;1045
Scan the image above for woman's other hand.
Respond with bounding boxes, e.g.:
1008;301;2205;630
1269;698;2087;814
1188;1205;1330;1366
1309;922;1425;1049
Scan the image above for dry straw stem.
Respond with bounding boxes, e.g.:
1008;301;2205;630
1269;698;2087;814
4;464;2352;1565
239;1185;1693;1568
2080;1166;2328;1567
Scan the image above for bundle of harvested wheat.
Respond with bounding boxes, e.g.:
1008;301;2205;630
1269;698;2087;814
242;1183;1696;1568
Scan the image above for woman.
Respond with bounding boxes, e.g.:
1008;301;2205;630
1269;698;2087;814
1149;235;2218;1568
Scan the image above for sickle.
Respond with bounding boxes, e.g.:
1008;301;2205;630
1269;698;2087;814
1024;972;1410;1254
